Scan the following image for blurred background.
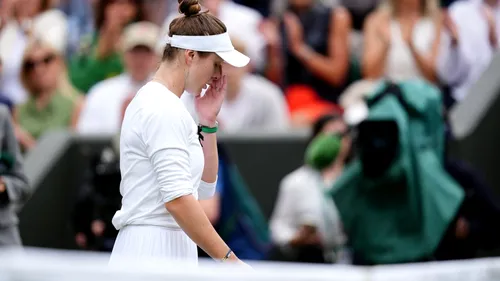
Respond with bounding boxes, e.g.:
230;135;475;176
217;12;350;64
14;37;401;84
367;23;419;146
1;0;500;270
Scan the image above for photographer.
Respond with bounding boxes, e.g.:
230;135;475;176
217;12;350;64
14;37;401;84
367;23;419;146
0;104;30;246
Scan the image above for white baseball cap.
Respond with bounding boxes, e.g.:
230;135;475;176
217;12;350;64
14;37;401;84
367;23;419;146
122;22;161;53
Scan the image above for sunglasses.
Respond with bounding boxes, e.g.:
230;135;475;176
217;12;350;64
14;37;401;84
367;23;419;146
23;54;56;73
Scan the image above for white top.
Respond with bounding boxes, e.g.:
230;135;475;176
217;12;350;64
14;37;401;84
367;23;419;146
0;24;27;104
112;81;213;230
437;0;499;101
269;166;345;250
77;74;148;135
384;18;436;82
218;75;289;132
181;74;290;132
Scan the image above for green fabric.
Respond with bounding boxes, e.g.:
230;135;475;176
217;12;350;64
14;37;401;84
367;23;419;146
219;164;270;245
68;34;124;93
17;91;76;140
328;79;464;264
305;133;342;170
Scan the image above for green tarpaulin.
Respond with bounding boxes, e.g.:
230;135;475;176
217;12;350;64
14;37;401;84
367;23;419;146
328;80;464;264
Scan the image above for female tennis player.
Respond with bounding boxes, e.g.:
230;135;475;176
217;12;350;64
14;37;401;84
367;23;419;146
108;0;250;266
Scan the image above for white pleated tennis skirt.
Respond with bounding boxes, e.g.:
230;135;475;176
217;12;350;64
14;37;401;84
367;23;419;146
108;225;198;267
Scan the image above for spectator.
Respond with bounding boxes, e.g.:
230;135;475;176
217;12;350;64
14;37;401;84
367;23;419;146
270;0;340;16
440;0;460;8
0;0;68;104
269;113;351;263
181;37;289;132
142;0;174;26
234;0;271;17
437;0;499;105
14;38;83;151
263;0;352;127
219;40;289;132
162;0;266;72
0;104;30;247
77;22;161;135
362;0;442;83
341;0;381;31
58;0;95;58
340;0;382;61
69;0;147;93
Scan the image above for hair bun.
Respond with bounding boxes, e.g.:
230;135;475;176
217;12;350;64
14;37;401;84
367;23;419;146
178;0;201;17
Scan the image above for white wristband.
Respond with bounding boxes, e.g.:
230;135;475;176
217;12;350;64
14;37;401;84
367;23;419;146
198;177;217;200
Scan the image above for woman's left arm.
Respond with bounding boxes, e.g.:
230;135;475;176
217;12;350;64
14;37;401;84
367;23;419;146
289;7;352;87
200;124;218;183
408;15;443;83
196;121;219;201
196;75;227;200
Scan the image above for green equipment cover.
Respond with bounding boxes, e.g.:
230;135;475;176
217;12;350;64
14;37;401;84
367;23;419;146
328;80;464;264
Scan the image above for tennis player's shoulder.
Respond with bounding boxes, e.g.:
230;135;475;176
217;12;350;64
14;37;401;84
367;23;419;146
139;82;180;102
136;82;186;116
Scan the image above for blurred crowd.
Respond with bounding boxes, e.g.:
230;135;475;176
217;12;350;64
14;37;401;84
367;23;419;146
1;0;500;266
0;0;498;146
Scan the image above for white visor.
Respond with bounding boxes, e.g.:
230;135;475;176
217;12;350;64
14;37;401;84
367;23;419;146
166;32;250;68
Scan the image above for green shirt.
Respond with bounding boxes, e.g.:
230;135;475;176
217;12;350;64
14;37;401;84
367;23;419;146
68;34;124;93
17;92;76;140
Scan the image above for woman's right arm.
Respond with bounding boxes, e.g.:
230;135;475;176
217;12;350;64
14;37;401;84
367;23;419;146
143;107;242;263
165;195;235;260
362;13;391;79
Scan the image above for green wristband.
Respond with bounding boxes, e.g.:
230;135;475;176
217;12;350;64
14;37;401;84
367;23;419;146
200;121;218;134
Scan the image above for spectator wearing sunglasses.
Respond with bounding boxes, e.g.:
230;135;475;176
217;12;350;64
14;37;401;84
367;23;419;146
14;38;83;151
0;0;68;105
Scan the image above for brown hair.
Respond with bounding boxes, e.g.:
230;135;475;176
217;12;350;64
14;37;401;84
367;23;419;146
162;0;227;61
94;0;147;30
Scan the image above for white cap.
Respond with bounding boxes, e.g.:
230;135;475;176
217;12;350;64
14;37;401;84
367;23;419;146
216;49;250;68
32;10;68;55
166;32;250;68
122;22;161;53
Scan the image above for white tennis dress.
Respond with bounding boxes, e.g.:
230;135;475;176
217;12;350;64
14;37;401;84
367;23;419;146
108;81;216;267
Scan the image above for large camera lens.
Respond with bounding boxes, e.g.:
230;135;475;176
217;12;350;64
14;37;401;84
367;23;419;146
357;120;399;178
